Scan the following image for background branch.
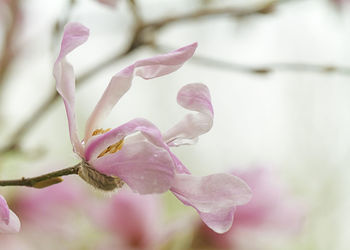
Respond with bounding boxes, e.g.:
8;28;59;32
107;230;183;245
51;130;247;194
0;0;20;91
192;54;350;75
0;0;301;156
154;44;350;76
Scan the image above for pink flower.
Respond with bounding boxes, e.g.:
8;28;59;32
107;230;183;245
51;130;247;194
54;22;251;233
193;167;305;249
90;189;163;250
13;179;86;233
331;0;349;6
1;180;91;249
0;194;20;233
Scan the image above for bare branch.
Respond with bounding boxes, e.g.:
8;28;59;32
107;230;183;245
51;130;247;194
146;1;276;30
0;1;285;155
154;44;350;76
127;0;143;25
0;163;81;188
192;56;350;76
0;0;20;90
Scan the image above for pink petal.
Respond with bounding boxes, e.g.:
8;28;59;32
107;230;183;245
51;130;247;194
53;22;89;156
84;43;198;142
0;210;20;233
0;196;20;233
163;83;214;147
84;66;134;144
198;208;236;234
55;23;90;63
0;195;10;225
91;140;174;194
134;43;198;79
170;173;251;233
168;151;191;174
85;118;169;161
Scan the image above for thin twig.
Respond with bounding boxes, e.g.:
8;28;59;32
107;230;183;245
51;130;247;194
0;0;20;90
154;44;350;76
0;163;81;188
146;1;276;30
127;0;143;25
0;1;283;155
192;55;350;76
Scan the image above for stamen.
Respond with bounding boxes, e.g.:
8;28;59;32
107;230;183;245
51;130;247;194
97;139;124;158
91;128;124;158
92;128;111;136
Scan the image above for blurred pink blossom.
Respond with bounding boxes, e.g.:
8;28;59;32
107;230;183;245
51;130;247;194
13;179;86;233
54;22;251;233
90;189;163;250
0;194;20;233
330;0;350;8
0;179;92;250
192;167;305;249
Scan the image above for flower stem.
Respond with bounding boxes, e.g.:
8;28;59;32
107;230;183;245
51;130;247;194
0;163;81;188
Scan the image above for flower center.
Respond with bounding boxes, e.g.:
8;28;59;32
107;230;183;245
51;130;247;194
77;128;125;191
78;161;124;191
92;128;124;158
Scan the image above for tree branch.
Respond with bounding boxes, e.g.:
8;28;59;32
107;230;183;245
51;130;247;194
154;44;350;76
0;1;284;155
192;55;350;76
0;0;20;90
146;1;276;30
0;163;81;188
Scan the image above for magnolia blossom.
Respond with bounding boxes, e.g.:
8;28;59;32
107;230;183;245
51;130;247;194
192;167;305;249
54;22;251;233
0;194;20;233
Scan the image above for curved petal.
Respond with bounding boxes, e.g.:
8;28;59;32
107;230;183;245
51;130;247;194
84;43;198;142
0;210;20;233
0;195;10;225
163;83;214;147
91;140;174;194
85;118;169;161
198;208;236;234
53;22;89;156
168;151;191;174
170;173;251;233
0;196;20;233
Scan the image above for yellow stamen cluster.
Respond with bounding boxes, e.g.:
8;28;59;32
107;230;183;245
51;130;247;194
97;139;124;158
92;128;111;136
92;128;124;158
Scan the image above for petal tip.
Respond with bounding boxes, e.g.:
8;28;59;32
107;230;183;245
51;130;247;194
179;42;198;57
64;22;90;38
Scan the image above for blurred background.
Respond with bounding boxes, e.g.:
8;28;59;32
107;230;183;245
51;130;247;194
0;0;349;249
